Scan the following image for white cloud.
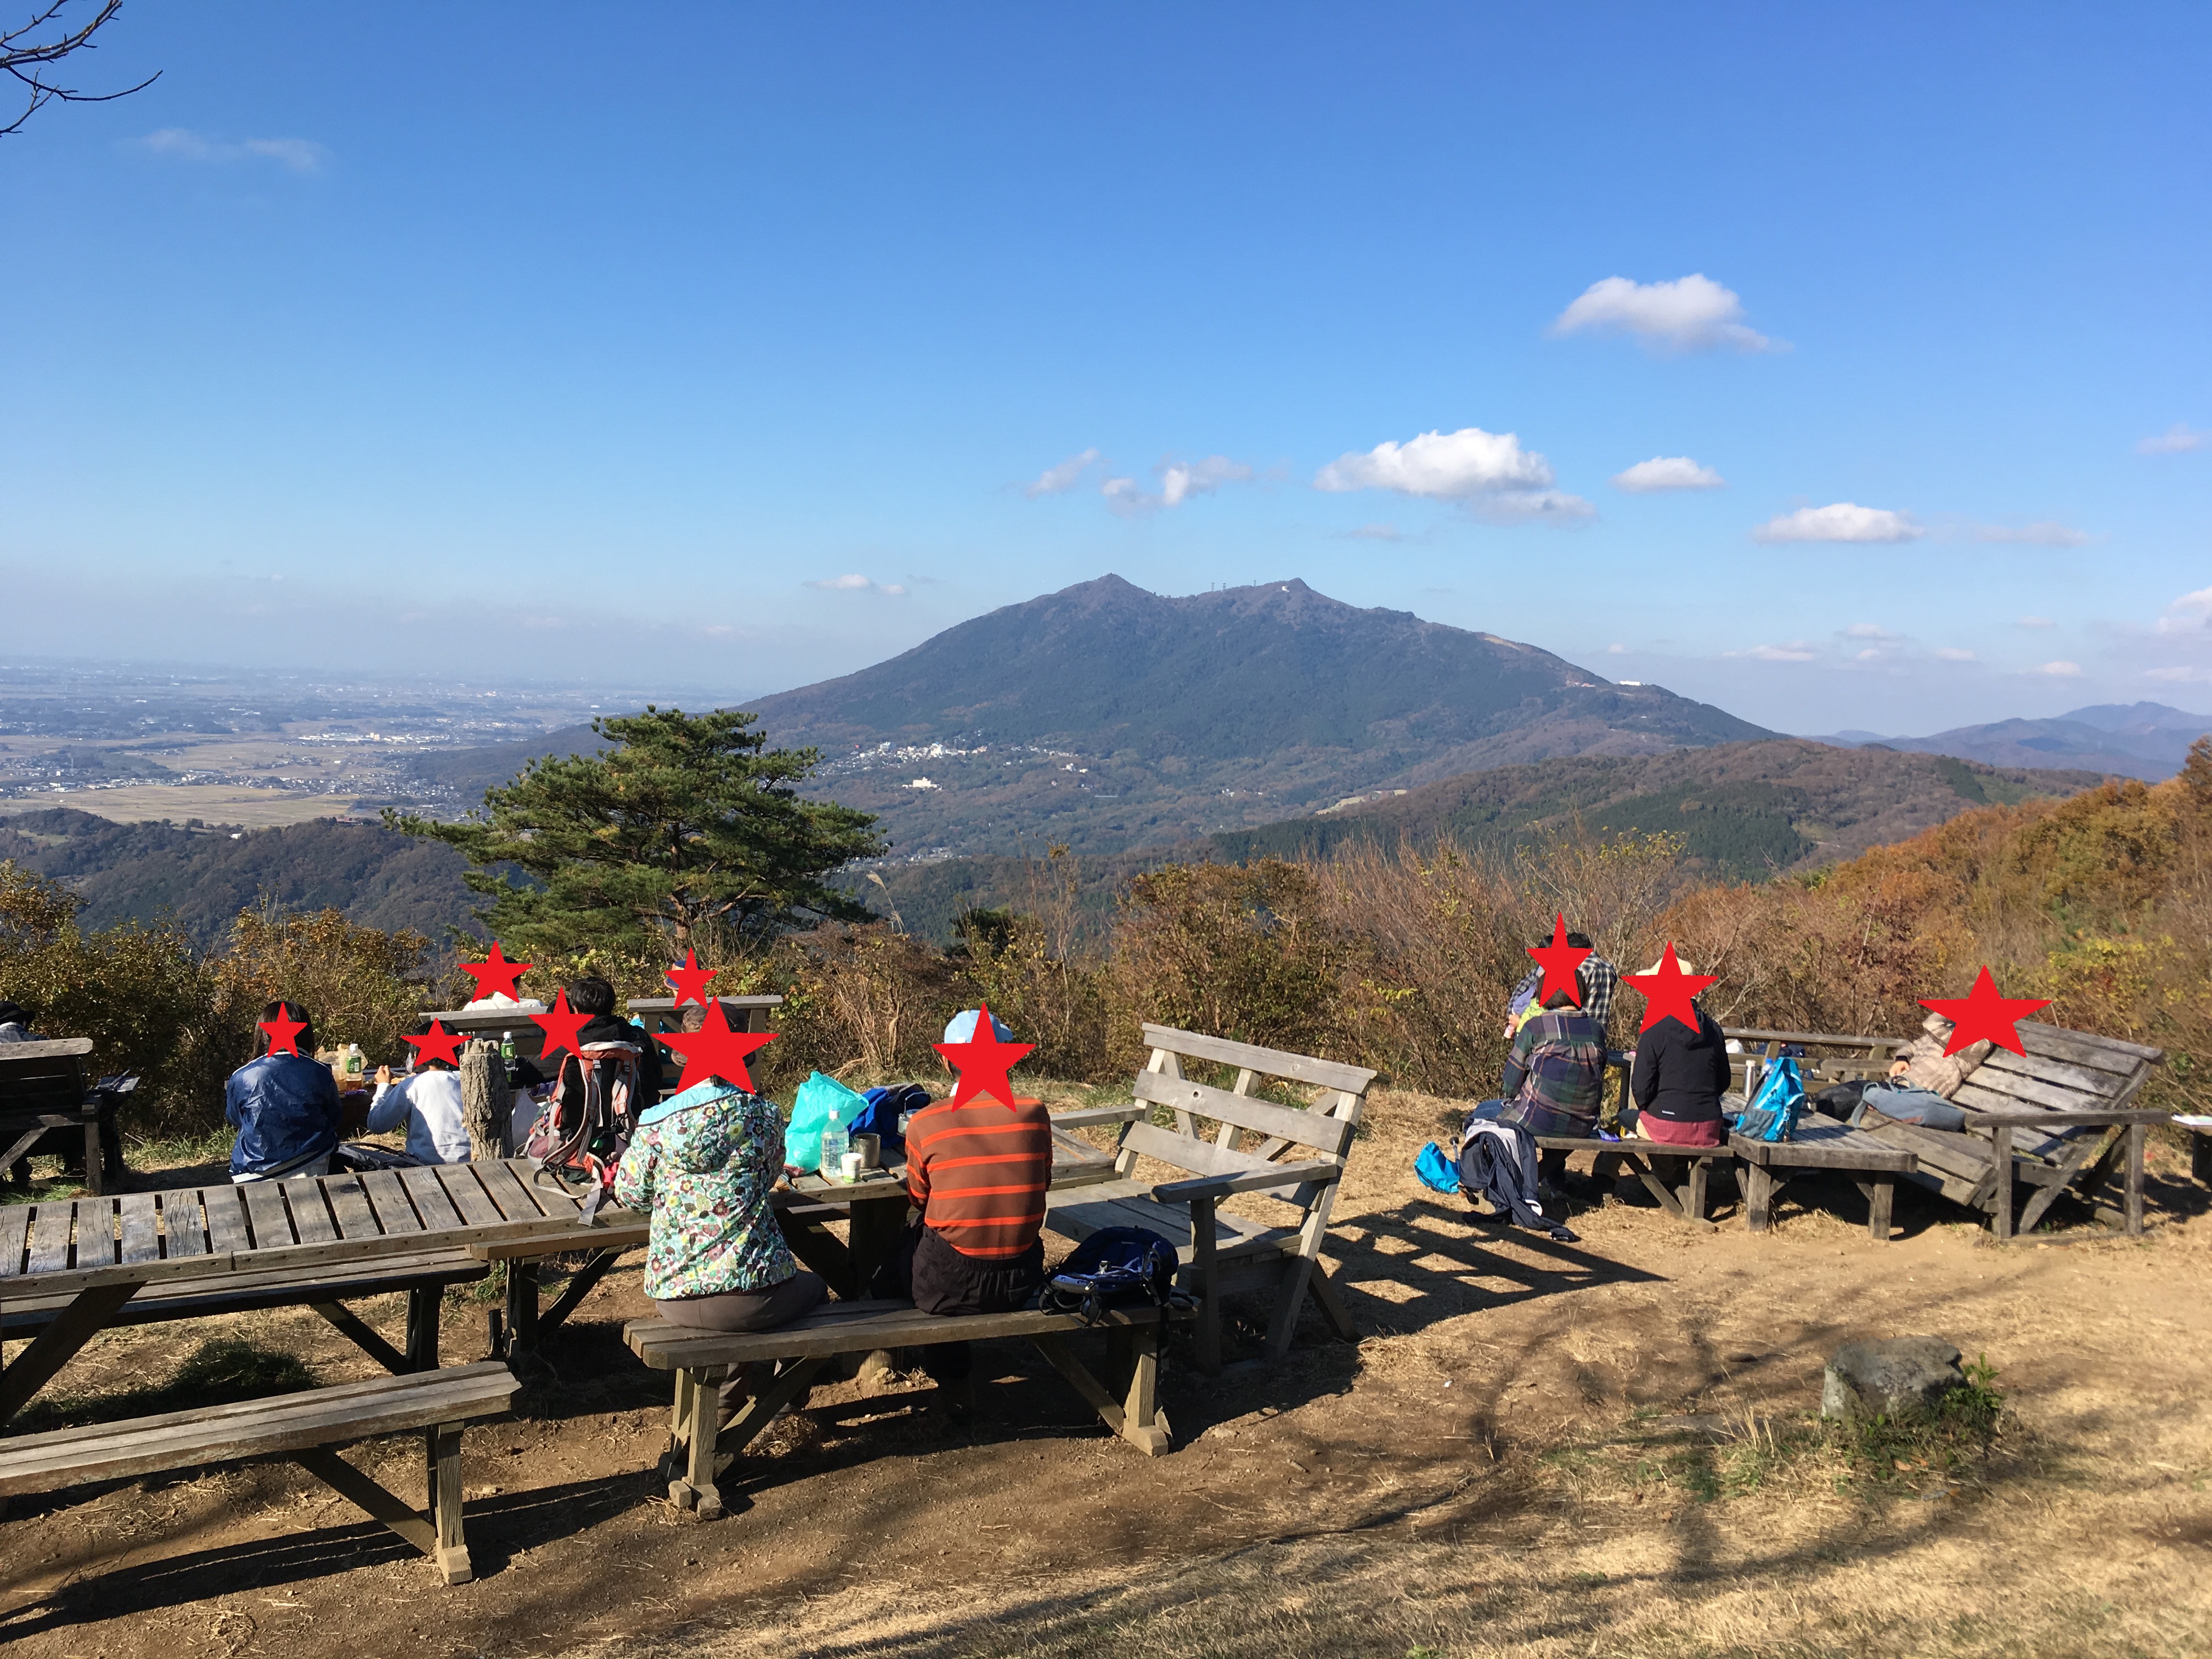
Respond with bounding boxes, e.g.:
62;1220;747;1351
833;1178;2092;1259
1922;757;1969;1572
1934;647;1977;662
1024;448;1101;497
142;127;329;173
1970;521;2091;546
2017;616;2055;629
2155;586;2212;635
1726;642;1818;662
2147;666;2212;683
1845;623;1898;641
1751;503;1923;544
1550;274;1774;353
1611;455;1725;492
1854;648;1883;662
2139;424;2206;455
1606;644;1629;655
804;574;906;595
1314;426;1587;524
1316;427;1553;499
2033;661;2084;678
1159;455;1254;507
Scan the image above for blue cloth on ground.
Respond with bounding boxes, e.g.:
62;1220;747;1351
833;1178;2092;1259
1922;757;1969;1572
1414;1141;1462;1194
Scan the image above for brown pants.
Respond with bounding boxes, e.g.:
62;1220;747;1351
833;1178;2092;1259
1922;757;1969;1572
653;1271;827;1423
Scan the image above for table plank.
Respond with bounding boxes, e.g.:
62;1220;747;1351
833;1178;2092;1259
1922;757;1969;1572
432;1163;504;1228
26;1204;76;1274
279;1177;341;1245
73;1198;117;1271
201;1187;253;1255
239;1182;293;1250
398;1165;465;1232
116;1193;161;1266
321;1173;382;1240
360;1169;423;1234
0;1202;32;1276
471;1158;544;1224
161;1188;210;1258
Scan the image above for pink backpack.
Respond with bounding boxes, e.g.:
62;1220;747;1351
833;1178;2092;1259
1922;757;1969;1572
527;1039;646;1221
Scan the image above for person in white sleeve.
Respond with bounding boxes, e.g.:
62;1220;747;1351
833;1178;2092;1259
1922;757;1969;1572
362;1056;473;1165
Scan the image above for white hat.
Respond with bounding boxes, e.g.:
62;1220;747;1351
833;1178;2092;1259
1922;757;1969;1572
943;1008;1015;1045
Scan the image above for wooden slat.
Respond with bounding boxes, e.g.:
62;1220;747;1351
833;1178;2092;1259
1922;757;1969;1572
399;1165;466;1232
1138;1024;1376;1095
471;1158;544;1223
2016;1020;2163;1067
75;1199;118;1269
200;1187;253;1255
0;1039;94;1062
1131;1072;1355;1156
432;1164;504;1228
321;1173;382;1240
0;1202;32;1276
239;1182;293;1250
1976;1048;2138;1101
625;1302;1177;1371
1;1248;488;1333
1955;1072;2111;1114
1122;1120;1278;1183
360;1169;424;1234
279;1177;341;1245
115;1194;161;1266
25;1204;76;1274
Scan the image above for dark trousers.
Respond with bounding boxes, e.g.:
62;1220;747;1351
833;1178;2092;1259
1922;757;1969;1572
871;1221;1044;1384
653;1271;828;1422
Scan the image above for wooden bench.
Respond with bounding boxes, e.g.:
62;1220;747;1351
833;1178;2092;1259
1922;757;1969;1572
626;1298;1188;1519
0;1361;517;1584
0;1039;130;1195
1732;1120;1917;1241
1831;1021;2166;1239
0;1246;488;1375
1044;1024;1376;1370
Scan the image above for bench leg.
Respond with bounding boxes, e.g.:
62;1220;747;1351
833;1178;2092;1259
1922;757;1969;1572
311;1300;410;1375
1857;1176;1895;1243
428;1421;472;1584
2126;1122;2147;1237
2019;1126;2119;1235
1263;1255;1317;1363
81;1118;103;1197
1120;1323;1172;1457
1685;1159;1711;1222
504;1260;540;1357
1190;1195;1220;1375
668;1364;728;1519
1627;1155;1696;1224
536;1246;625;1341
1991;1125;2014;1242
407;1285;441;1372
1304;1259;1358;1342
0;1281;139;1427
1745;1163;1774;1233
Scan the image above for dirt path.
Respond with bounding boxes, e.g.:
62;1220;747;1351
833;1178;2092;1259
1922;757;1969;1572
3;1092;2209;1658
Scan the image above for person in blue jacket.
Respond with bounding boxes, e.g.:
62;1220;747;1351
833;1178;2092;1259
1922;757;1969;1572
225;1000;355;1183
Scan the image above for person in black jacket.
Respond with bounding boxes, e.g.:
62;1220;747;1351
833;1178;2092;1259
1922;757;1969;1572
1628;957;1732;1147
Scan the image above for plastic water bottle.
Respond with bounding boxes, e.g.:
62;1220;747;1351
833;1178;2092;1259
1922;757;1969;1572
499;1030;516;1063
820;1117;850;1180
345;1042;365;1079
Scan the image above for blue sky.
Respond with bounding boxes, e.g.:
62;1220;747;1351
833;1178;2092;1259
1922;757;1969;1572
2;2;2208;735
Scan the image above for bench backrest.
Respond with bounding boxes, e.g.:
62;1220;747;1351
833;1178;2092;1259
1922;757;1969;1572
1114;1024;1376;1200
0;1039;93;1114
1950;1020;2162;1119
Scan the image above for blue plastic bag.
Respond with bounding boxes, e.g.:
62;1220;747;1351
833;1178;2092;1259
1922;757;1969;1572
1414;1141;1463;1195
786;1071;869;1171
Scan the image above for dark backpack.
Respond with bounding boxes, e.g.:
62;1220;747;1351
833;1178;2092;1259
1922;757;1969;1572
1039;1226;1182;1324
853;1082;929;1155
527;1039;646;1220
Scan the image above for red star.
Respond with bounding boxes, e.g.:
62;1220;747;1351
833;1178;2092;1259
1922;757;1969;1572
460;941;533;1002
932;1003;1036;1109
1525;915;1593;1008
1920;967;2052;1057
402;1019;467;1069
1621;944;1720;1034
530;989;592;1068
664;948;719;1008
657;997;775;1093
259;1009;308;1058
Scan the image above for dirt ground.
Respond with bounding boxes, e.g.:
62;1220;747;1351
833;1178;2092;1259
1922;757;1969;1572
3;1091;2210;1659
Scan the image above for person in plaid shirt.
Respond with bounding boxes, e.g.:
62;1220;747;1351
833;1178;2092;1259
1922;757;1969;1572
1505;933;1619;1041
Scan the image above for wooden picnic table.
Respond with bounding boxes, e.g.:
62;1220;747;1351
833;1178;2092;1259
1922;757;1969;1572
479;1120;1122;1353
0;1156;586;1427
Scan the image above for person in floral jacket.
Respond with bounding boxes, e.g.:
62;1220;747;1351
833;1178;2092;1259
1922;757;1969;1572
614;1076;823;1424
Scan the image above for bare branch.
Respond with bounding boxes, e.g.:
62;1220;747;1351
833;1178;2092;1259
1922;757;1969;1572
1;0;158;137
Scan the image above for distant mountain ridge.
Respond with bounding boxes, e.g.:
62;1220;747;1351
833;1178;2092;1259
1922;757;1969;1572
738;575;1774;855
1809;702;2211;782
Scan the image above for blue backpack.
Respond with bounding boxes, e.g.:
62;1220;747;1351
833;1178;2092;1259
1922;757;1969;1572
1039;1226;1182;1323
851;1082;929;1155
1734;1057;1805;1143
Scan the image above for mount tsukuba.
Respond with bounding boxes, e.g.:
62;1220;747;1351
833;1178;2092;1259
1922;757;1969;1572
740;575;1774;856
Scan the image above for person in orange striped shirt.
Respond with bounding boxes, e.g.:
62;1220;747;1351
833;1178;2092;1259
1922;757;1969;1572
871;1009;1051;1418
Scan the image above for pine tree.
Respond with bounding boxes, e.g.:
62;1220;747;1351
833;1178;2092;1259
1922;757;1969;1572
387;707;883;960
